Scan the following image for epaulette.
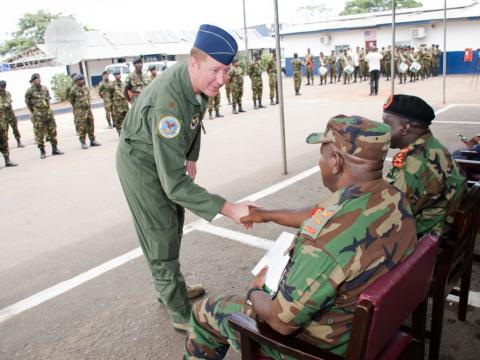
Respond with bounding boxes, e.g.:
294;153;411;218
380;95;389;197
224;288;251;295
300;204;343;240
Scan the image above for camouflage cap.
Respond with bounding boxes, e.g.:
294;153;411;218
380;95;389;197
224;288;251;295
30;73;40;82
306;115;391;162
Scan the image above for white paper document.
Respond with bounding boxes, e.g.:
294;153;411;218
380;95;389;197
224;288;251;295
252;232;296;293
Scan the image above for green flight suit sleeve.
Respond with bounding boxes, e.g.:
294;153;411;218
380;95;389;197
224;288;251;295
186;129;201;161
150;108;226;221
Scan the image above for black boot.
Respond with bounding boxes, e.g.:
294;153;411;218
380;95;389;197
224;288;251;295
80;141;88;150
270;99;275;105
253;100;258;110
40;147;47;159
208;111;213;120
16;138;25;148
108;121;113;129
238;104;246;113
215;110;224;118
258;100;265;108
52;145;64;155
232;104;238;114
90;140;102;147
4;155;18;167
275;98;279;104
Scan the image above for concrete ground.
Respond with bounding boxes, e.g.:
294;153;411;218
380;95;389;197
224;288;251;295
0;74;479;360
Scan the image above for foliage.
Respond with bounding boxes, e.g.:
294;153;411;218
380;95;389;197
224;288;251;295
297;1;332;20
50;73;73;101
340;0;422;15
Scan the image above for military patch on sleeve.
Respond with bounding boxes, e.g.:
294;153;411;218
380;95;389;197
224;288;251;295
157;116;181;139
300;204;343;240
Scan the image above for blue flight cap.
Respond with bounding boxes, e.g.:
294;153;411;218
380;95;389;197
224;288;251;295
193;24;238;65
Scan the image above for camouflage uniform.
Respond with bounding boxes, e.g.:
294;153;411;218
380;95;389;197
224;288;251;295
266;57;278;104
124;70;149;104
359;49;368;81
318;55;328;85
248;61;264;108
384;49;392;80
207;94;221;116
25;85;59;149
328;53;336;83
69;84;96;143
225;81;232;104
292;58;302;94
0;90;22;144
432;47;441;76
98;79;113;127
228;65;244;112
109;79;129;134
304;52;314;85
185;117;417;359
386;131;466;236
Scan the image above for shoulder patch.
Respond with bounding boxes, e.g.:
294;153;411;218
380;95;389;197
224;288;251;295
157;116;181;139
300;204;343;240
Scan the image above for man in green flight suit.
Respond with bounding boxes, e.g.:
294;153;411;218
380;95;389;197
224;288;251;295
383;94;466;237
184;116;417;359
116;24;252;332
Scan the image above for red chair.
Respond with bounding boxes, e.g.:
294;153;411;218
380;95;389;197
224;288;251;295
228;234;439;360
427;182;480;360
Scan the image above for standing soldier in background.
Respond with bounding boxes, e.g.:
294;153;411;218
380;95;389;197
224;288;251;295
380;47;386;77
432;44;441;76
147;64;157;84
292;53;302;95
384;46;392;81
109;70;129;135
207;94;223;119
98;71;113;129
318;52;328;85
328;50;336;83
0;81;25;148
229;58;245;114
66;73;79;135
359;47;368;82
124;56;149;104
25;74;64;159
248;53;265;109
225;76;232;105
266;51;278;105
304;48;314;85
0;80;18;168
69;73;101;149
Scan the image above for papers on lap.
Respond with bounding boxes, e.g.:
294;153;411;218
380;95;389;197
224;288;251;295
252;232;295;293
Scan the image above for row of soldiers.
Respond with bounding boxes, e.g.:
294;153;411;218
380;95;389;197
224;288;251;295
207;52;280;118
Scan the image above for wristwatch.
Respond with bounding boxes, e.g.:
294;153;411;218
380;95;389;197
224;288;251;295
246;287;263;306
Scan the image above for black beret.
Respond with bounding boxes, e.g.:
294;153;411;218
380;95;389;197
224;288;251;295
73;73;84;81
0;80;6;87
113;70;121;76
30;73;40;82
70;73;77;79
383;94;435;125
102;70;108;75
132;56;143;64
148;64;156;71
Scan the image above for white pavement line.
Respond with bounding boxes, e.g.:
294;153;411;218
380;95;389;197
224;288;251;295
447;291;480;308
0;166;319;323
434;121;480;125
435;104;456;115
195;223;274;250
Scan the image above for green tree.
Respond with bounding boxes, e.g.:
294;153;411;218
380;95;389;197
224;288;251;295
0;10;62;55
340;0;422;15
51;73;73;102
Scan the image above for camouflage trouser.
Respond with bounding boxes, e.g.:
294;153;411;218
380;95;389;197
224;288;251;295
432;61;440;76
208;94;220;112
104;98;113;123
0;118;8;156
269;74;278;101
420;61;428;79
231;82;243;106
112;108;128;133
74;108;95;142
225;82;231;103
31;108;58;149
250;76;263;102
184;294;291;360
384;62;391;78
329;65;336;82
5;112;21;140
294;72;302;92
306;67;314;84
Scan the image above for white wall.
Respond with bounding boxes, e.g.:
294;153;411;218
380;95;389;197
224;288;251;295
0;66;67;110
284;19;480;55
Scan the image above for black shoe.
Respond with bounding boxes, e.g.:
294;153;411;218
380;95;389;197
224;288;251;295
16;139;25;148
108;123;113;129
81;141;89;150
253;100;258;110
258;101;265;108
52;145;64;155
215;111;224;118
40;148;47;159
208;111;213;120
275;99;279;104
270;99;275;105
232;105;238;114
90;140;101;147
4;155;18;167
238;105;246;113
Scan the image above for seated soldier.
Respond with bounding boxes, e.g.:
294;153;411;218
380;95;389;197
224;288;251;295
184;116;417;359
383;94;466;237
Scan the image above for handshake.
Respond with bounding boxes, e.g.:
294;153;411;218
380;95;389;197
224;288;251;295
220;201;266;228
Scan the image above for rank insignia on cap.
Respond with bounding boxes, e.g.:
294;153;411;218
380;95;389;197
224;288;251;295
191;114;200;130
158;116;181;139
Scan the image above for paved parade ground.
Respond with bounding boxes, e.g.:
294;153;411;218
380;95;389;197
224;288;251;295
1;74;480;359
